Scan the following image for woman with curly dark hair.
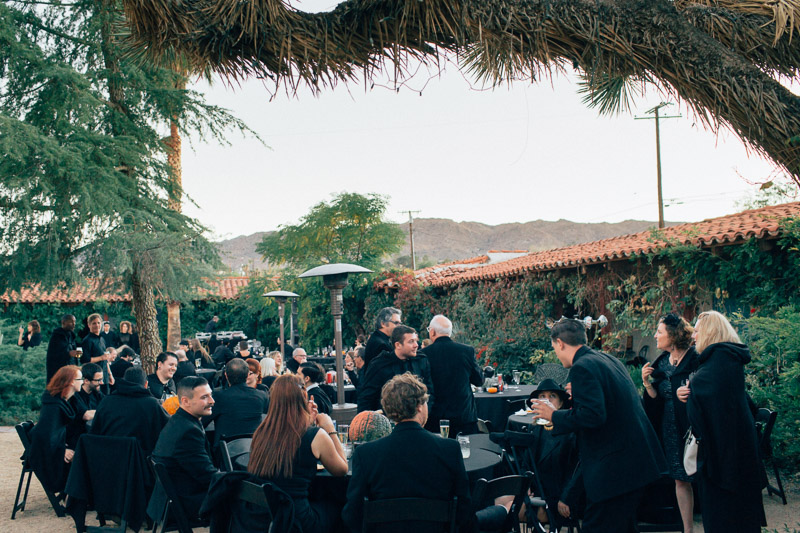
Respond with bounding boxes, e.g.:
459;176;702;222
642;313;699;533
18;320;42;350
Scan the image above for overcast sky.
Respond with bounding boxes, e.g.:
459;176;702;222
180;2;786;241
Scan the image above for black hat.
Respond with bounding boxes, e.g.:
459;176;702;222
529;378;569;405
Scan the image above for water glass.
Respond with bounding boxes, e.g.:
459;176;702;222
457;435;470;459
439;419;450;439
512;370;521;386
337;424;349;446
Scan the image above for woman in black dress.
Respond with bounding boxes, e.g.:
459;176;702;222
246;375;348;533
29;365;83;494
678;311;765;533
18;320;42;350
642;313;699;533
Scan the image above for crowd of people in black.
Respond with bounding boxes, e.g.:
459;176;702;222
24;307;768;533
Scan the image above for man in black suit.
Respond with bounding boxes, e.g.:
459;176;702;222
285;347;307;374
202;358;268;445
91;367;169;456
81;313;112;394
363;306;402;370
205;315;219;333
420;314;483;436
532;319;666;532
151;376;217;520
343;373;474;533
357;325;435;413
46;314;81;383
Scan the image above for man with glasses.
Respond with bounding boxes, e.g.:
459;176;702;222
67;363;103;444
364;307;402;370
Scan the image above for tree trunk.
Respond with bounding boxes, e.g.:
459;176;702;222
131;255;162;374
166;301;182;351
165;113;184;348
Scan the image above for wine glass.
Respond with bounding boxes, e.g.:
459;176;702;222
439;419;450;439
512;370;522;388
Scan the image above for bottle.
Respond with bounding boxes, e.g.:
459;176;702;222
497;374;504;392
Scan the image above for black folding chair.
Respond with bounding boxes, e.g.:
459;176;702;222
756;408;787;505
218;435;252;472
473;473;532;533
492;431;580;533
151;461;200;533
230;480;298;533
11;420;67;519
362;496;457;533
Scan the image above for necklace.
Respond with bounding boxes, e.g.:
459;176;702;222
670;348;688;366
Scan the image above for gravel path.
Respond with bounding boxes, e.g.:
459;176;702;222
0;427;795;532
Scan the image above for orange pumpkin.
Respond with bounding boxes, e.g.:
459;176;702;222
348;411;392;442
162;395;180;415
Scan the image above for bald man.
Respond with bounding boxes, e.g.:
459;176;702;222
419;315;483;436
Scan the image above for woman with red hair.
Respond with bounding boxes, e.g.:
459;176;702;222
245;358;269;394
245;374;348;532
29;365;83;493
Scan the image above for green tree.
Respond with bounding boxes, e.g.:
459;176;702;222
256;192;404;350
0;1;251;370
257;192;405;271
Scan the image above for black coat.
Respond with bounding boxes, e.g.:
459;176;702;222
530;424;582;516
147;374;176;401
90;378;169;456
21;332;42;351
307;386;332;415
81;333;111;394
117;332;139;353
551;346;666;503
357;350;435;413
109;359;133;382
174;360;197;384
151;408;218;519
420;336;482;427
100;330;119;349
643;347;699;454
202;383;269;444
342;421;475;533
363;330;392;369
687;342;763;492
29;392;77;493
46;327;78;383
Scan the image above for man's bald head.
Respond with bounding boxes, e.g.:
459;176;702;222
428;315;453;337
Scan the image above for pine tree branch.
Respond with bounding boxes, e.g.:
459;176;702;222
20;13;93;47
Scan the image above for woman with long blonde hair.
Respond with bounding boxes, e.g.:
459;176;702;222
247;374;347;532
677;311;765;532
188;338;215;369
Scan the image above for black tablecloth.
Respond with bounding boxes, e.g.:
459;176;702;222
506;412;541;432
473;385;535;431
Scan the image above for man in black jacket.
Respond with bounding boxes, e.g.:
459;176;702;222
420;315;483;436
357;325;434;413
533;319;666;532
46;314;80;383
363;306;401;370
151;376;217;520
202;358;269;445
147;352;178;400
91;367;169;456
81;313;112;394
343;373;474;533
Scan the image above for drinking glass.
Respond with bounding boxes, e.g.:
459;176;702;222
457;435;470;458
439;419;450;439
338;424;349;446
512;370;521;387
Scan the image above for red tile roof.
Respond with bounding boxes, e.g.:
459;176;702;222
412;202;800;287
1;276;251;304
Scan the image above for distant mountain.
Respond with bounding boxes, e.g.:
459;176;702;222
215;218;676;273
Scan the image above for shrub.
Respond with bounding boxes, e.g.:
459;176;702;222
0;329;46;424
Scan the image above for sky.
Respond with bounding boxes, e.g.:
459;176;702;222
180;3;788;242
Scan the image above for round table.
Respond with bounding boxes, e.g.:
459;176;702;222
506;412;542;432
196;368;216;381
473;385;535;431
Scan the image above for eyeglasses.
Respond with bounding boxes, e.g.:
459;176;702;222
87;378;104;383
389;320;402;325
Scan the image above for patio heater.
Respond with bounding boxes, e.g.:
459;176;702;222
290;296;300;347
299;263;372;423
263;290;299;359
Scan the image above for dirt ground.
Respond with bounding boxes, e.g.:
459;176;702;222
0;426;796;532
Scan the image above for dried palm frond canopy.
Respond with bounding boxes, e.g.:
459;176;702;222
121;0;800;181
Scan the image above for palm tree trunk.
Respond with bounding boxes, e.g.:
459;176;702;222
165;116;183;351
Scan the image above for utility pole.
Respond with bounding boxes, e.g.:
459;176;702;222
635;102;681;229
401;210;421;270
